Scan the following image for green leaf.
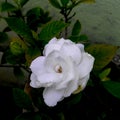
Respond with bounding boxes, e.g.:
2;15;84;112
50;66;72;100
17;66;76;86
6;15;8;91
14;0;29;7
25;46;41;66
48;0;61;9
72;20;81;36
60;0;69;6
79;34;88;41
0;2;17;12
26;7;51;31
85;44;118;72
4;17;34;45
39;21;68;43
0;32;9;43
3;49;25;64
15;113;42;120
69;34;88;43
13;67;25;81
10;41;24;55
103;81;120;99
99;68;111;81
13;88;33;109
66;93;82;106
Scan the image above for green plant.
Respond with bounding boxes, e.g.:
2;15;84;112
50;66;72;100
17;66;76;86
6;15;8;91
0;0;120;120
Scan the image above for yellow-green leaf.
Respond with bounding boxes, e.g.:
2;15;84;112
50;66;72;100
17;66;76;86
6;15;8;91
99;68;111;81
85;44;118;72
10;38;27;55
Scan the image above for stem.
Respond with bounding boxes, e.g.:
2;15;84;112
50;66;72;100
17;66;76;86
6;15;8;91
5;0;10;16
60;7;74;38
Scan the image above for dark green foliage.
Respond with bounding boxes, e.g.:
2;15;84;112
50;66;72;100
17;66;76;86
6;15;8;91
65;92;82;106
48;0;61;9
60;0;69;6
15;112;53;120
69;34;88;43
103;81;120;99
26;7;51;31
13;67;25;81
0;32;9;43
72;20;81;36
69;20;88;43
13;88;33;110
1;0;120;120
25;46;41;66
14;0;29;7
0;2;17;12
38;21;68;44
4;17;34;45
1;49;26;64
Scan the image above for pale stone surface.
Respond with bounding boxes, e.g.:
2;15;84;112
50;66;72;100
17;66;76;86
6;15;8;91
22;0;120;45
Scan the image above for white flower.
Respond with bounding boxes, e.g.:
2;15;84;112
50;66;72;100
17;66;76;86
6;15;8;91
30;37;95;107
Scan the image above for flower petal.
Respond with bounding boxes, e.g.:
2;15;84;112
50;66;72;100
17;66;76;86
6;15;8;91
56;62;76;90
48;37;57;44
78;74;90;90
44;51;71;75
30;56;45;74
30;73;42;88
63;68;79;97
44;38;65;56
78;53;94;79
43;87;64;107
76;43;84;52
61;42;82;64
37;73;60;87
64;80;78;97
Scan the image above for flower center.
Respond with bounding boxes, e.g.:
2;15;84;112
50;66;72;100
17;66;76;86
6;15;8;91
55;65;62;73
